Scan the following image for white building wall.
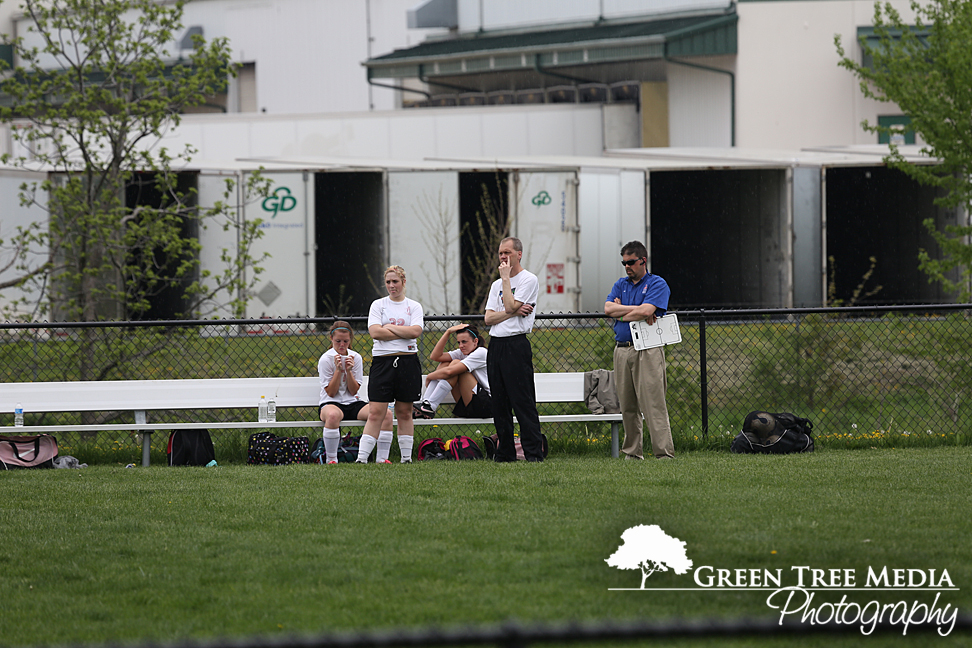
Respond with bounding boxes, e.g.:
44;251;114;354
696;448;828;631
163;103;616;161
736;0;924;149
456;0;732;32
7;0;446;115
387;171;461;316
510;172;580;313
179;0;446;114
0;169;49;318
667;58;733;147
578;169;647;312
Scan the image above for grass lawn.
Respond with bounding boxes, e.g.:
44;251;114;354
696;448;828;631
1;448;970;648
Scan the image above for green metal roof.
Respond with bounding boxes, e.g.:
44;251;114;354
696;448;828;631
856;25;929;69
366;11;737;79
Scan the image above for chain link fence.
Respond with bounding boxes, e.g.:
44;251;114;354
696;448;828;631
47;614;972;648
1;304;969;462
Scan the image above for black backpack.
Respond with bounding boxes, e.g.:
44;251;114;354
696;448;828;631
417;437;449;460
731;411;814;454
167;430;216;466
445;436;483;460
247;432;310;465
337;433;360;462
310;434;361;464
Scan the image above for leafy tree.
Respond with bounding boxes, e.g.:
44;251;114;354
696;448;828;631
605;524;694;589
0;0;269;384
835;0;972;301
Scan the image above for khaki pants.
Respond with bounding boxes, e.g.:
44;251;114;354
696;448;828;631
613;345;675;459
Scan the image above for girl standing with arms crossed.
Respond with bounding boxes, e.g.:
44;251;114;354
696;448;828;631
318;321;393;464
357;265;425;463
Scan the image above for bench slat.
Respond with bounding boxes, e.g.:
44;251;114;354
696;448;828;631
0;373;589;413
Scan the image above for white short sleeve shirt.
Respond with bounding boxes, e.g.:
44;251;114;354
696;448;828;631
485;269;540;337
318;348;364;405
448;346;490;395
368;296;424;355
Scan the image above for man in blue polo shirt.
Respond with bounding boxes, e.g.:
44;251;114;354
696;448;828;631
604;240;675;459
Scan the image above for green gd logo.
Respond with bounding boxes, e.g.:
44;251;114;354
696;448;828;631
531;190;551;207
262;186;297;218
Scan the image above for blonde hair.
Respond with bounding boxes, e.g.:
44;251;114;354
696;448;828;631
384;265;407;283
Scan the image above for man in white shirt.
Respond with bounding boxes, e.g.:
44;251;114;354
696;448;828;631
484;237;544;462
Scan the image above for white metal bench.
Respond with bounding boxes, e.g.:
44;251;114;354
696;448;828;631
0;373;623;465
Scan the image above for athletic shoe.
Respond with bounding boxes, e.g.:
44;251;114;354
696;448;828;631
401;459;412;464
327;461;338;465
413;400;436;419
380;459;392;464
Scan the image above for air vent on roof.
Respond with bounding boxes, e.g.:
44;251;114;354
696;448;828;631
546;86;577;104
458;92;487;106
429;94;458;107
579;83;610;103
515;89;545;105
407;0;458;30
180;26;203;51
611;81;640;102
487;90;515;105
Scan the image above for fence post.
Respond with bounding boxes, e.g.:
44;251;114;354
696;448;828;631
699;309;708;438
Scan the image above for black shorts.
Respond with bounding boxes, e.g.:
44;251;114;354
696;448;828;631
368;354;422;403
453;388;492;418
319;401;367;420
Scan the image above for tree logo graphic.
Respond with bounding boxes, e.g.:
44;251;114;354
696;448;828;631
606;524;694;589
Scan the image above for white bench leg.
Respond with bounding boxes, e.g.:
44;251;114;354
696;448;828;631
611;422;619;458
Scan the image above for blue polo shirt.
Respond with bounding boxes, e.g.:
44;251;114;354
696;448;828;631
606;273;670;343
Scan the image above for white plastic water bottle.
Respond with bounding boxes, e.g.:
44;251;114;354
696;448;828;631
14;402;23;427
267;396;276;423
258;395;268;423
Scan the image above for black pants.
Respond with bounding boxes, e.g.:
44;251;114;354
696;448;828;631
487;334;543;461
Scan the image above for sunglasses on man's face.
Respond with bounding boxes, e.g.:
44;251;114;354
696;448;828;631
621;258;643;267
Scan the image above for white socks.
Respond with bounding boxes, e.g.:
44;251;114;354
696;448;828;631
425;379;453;410
398;434;414;463
357;434;377;463
375;430;394;463
323;428;341;463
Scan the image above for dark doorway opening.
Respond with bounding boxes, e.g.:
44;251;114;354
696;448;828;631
459;172;509;314
125;171;198;320
825;166;949;305
315;172;384;316
651;169;785;309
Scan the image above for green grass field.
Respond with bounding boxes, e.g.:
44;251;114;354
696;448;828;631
1;448;969;647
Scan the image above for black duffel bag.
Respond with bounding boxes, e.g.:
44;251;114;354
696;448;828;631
731;411;814;454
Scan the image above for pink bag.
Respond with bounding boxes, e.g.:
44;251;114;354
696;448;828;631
0;434;59;469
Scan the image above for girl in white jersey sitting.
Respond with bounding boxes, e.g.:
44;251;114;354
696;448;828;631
357;265;425;464
413;323;491;419
318;321;393;464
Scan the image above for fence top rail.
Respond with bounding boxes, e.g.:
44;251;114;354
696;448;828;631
39;614;972;648
0;303;969;330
